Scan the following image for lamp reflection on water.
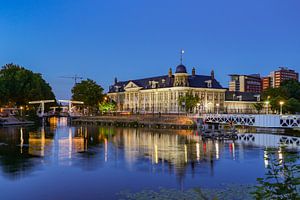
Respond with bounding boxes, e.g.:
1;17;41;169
154;144;158;164
278;147;283;165
215;142;219;160
69;128;72;159
264;150;268;167
196;142;200;161
184;144;187;163
105;138;108;162
230;142;235;160
20;128;24;154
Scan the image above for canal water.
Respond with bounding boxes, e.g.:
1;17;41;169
0;117;299;200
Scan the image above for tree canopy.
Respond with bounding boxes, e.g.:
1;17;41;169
262;80;300;114
178;91;200;113
99;100;116;113
71;79;104;110
0;63;55;106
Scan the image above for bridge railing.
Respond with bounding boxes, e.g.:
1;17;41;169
200;114;300;128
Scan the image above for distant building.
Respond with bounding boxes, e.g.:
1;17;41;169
224;91;261;114
262;76;271;91
229;74;262;93
262;67;299;90
108;62;226;113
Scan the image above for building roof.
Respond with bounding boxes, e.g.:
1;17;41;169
225;91;260;102
109;74;224;93
175;64;187;73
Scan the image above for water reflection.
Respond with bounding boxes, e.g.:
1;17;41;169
0;117;299;183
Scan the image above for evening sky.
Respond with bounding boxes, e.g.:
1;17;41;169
1;0;299;99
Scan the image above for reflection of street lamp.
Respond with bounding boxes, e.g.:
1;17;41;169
279;101;284;115
265;101;270;114
216;103;220;114
20;106;24;117
196;103;200;114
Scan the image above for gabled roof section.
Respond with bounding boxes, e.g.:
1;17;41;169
189;75;223;89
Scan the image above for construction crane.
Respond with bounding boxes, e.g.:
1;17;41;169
60;75;83;84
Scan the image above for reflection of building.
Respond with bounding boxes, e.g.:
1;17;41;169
113;129;224;172
262;67;299;90
28;128;53;157
229;74;262;93
108;61;226;113
28;124;86;159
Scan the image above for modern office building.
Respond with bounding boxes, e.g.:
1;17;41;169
228;74;262;93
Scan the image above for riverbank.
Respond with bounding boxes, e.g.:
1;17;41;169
71;115;196;130
0;116;34;126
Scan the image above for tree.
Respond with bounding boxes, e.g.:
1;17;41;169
262;80;300;114
178;91;200;113
99;101;116;113
253;102;263;113
0;63;55;106
286;98;300;114
71;79;104;111
253;147;300;199
281;79;300;100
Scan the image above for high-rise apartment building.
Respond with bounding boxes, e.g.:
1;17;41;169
262;67;299;90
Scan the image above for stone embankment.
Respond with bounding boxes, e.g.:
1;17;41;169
71;115;196;130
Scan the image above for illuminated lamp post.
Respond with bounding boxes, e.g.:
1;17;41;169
265;101;270;114
216;103;220;114
279;101;284;115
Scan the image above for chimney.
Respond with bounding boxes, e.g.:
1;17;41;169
168;68;172;78
114;77;118;84
192;67;196;76
211;70;215;80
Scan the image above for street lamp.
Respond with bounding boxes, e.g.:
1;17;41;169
279;101;284;115
216;103;220;114
265;101;270;114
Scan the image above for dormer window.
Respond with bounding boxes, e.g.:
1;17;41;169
205;80;212;88
115;86;120;92
237;95;242;101
151;81;158;88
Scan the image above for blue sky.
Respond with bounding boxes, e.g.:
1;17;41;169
1;0;300;99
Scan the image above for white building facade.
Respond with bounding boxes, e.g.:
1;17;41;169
108;64;226;113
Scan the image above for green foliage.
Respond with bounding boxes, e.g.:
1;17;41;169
0;63;55;106
286;98;300;113
281;79;300;100
99;101;116;113
178;91;200;113
253;102;264;113
71;79;104;110
262;80;300;114
253;147;300;200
